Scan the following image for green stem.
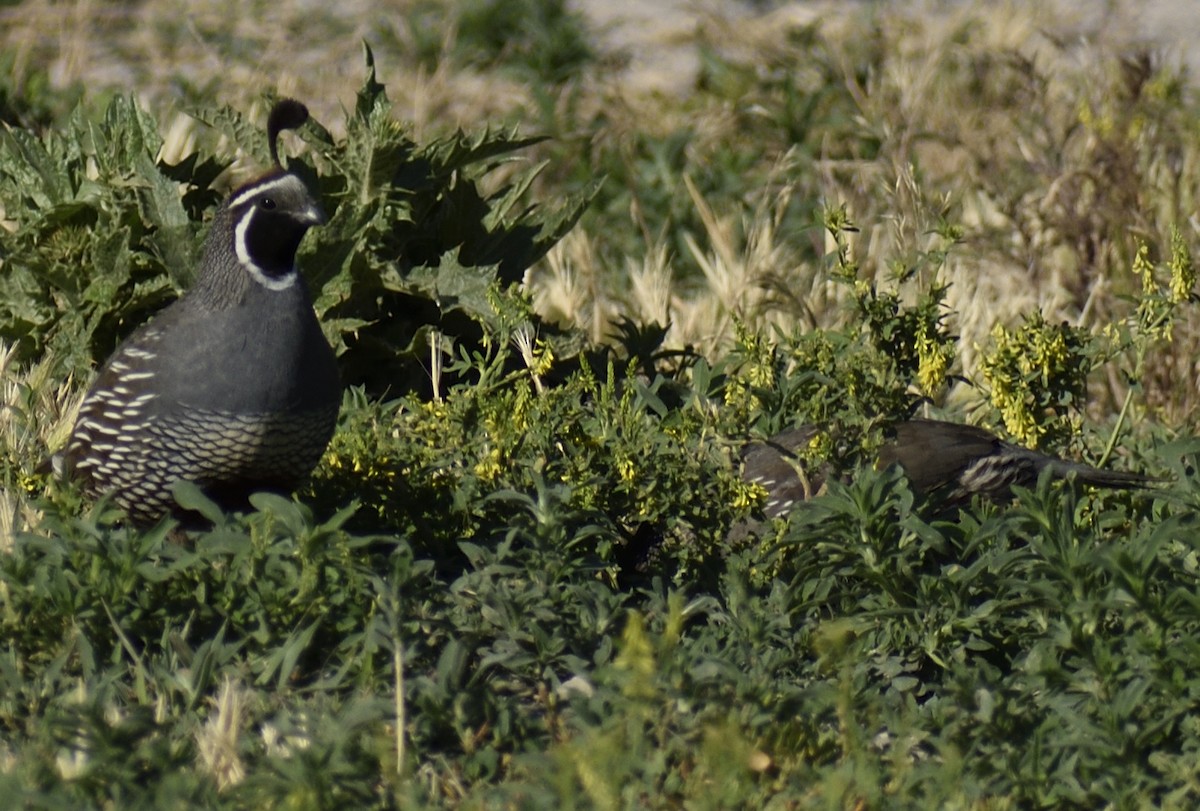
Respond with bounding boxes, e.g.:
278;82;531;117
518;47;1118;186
1097;302;1167;468
1097;382;1135;469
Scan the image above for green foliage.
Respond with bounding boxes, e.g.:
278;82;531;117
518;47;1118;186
0;95;196;374
6;8;1200;808
453;0;594;85
727;459;1200;807
310;300;746;579
0;53;86;130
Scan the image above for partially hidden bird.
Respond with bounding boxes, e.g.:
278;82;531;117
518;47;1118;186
61;99;341;526
741;418;1153;519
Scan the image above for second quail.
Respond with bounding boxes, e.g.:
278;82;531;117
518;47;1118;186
741;418;1152;519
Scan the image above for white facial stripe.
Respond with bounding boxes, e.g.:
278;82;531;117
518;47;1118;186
228;174;302;209
234;206;299;291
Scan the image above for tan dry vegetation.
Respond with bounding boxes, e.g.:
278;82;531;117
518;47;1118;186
1;0;537;139
0;342;82;548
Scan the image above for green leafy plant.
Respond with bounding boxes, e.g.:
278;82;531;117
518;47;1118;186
0;46;599;400
979;312;1094;449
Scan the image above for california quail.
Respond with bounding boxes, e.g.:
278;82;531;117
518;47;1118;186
742;418;1152;519
62;99;341;526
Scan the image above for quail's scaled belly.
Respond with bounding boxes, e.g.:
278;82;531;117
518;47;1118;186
147;407;339;479
96;405;339;525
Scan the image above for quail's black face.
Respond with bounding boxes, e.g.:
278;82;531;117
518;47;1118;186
228;172;325;289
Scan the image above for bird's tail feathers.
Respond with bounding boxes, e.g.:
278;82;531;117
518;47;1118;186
1048;459;1160;489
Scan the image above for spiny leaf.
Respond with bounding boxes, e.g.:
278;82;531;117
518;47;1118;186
188;103;270;165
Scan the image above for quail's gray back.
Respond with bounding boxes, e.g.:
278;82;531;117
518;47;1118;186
63;101;341;526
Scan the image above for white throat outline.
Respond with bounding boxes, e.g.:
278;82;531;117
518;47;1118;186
234;206;300;291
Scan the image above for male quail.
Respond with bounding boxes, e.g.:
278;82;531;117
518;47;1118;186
62;99;341;526
742;418;1152;519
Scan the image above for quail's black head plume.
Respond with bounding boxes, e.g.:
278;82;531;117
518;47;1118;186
740;418;1154;521
61;99;341;526
267;98;309;167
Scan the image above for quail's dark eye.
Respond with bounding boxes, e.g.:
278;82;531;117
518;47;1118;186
260;197;276;210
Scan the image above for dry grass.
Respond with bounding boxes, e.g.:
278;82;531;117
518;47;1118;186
0;342;82;547
1;0;537;139
195;677;251;791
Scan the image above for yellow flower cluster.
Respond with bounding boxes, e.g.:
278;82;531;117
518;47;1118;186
529;338;555;378
802;429;833;463
732;480;768;510
1134;241;1156;296
1132;230;1194;345
915;322;952;397
981;317;1083;448
724;329;775;417
1169;228;1195;305
321;447;398;489
473;447;503;482
988;381;1041;448
616;456;636;485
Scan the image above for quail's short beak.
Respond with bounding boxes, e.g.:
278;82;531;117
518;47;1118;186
301;201;327;226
